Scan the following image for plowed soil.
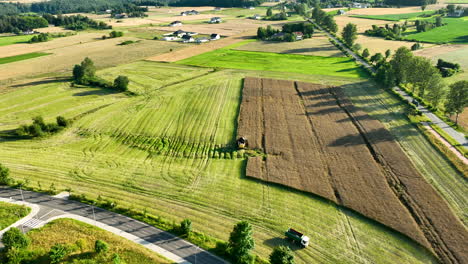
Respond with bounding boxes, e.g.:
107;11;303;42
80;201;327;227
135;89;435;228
238;77;468;264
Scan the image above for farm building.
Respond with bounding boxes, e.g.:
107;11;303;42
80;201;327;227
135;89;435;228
196;37;210;43
209;17;222;24
293;32;304;40
170;21;183;27
182;34;194;43
114;13;127;19
211;33;221;40
252;14;262;20
181;10;199;16
214;7;222;11
337;10;346;15
162;36;179;41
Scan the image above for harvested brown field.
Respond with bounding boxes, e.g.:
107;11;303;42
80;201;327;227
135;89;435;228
0;32;102;59
238;77;468;264
34;26;73;34
235;31;344;57
147;30;254;62
0;37;183;82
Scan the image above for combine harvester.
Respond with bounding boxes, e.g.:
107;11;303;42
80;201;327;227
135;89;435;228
285;228;309;247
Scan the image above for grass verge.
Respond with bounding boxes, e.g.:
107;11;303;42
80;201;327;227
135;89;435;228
0;201;30;230
0;52;50;65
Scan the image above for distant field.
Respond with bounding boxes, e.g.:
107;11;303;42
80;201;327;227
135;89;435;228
0;61;442;264
350;11;436;21
0;52;50;65
235;31;344;57
403;18;468;44
0;202;30;230
0;35;32;47
177;48;366;78
27;218;171;264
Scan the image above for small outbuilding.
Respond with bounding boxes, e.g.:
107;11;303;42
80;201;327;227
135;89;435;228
209;17;222;24
170;21;183;27
182;34;194;43
210;33;221;40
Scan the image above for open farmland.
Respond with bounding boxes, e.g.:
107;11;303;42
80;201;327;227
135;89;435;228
350;11;436;21
0;37;183;82
0;52;50;65
177;48;366;78
0;60;444;264
238;77;468;264
27;218;172;264
235;31;344;57
403;17;468;44
0;35;33;46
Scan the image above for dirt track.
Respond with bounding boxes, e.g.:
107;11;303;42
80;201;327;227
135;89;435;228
238;77;468;264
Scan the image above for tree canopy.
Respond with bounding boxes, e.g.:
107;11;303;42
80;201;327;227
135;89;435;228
228;221;255;264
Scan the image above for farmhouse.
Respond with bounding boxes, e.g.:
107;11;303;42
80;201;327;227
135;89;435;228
182;34;194;43
351;2;369;8
271;32;286;39
170;21;183;27
214;7;222;11
210;33;221;40
22;30;35;35
209;17;222;24
114;13;127;19
338;9;346;15
252;14;262;20
162;36;179;41
181;10;200;16
196;37;209;43
293;32;303;40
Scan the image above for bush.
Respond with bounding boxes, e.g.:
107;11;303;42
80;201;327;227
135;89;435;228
0;163;11;185
16;116;71;138
270;246;295;264
114;75;129;91
49;243;70;264
180;219;192;235
2;227;30;250
56;116;70;127
94;240;109;254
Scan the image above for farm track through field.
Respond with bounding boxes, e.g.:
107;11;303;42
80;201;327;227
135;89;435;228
238;77;468;264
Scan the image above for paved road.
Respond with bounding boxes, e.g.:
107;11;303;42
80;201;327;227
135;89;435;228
0;187;227;264
311;20;468;148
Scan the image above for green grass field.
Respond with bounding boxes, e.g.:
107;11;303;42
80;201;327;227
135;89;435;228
0;202;30;230
0;60;454;263
350;11;436;21
0;52;50;65
26;218;171;264
0;35;32;47
177;49;367;78
403;18;468;44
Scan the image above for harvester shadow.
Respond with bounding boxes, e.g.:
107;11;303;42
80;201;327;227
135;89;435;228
263;237;304;252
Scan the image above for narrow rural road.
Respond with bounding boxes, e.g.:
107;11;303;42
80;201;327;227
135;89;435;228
310;20;468;148
0;187;227;264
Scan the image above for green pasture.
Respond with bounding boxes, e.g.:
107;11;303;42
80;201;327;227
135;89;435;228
0;52;50;65
177;49;367;78
0;35;32;46
403;18;468;44
0;202;30;230
350;11;436;21
0;62;441;264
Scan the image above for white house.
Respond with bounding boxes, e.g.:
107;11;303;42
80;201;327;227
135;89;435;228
210;33;221;40
196;37;210;43
252;14;262;20
352;2;362;8
170;21;183;27
162;36;179;41
182;34;194;43
209;17;222;23
337;9;346;15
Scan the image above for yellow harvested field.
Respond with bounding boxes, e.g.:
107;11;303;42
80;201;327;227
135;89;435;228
151;14;227;23
147;31;254;62
34;26;73;34
335;16;388;33
148;6;216;13
0;33;103;58
347;7;425;15
236;31;345;57
0;37;183;81
356;35;422;54
413;44;467;58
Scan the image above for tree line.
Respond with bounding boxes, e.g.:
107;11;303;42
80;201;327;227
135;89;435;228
312;4;338;33
0;15;48;33
42;14;111;30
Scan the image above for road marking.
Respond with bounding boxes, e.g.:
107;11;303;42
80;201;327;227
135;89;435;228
22;218;45;228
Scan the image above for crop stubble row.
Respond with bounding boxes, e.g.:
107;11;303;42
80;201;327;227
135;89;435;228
237;77;467;264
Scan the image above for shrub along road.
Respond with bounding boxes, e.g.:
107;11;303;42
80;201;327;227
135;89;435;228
311;20;468;149
0;187;226;264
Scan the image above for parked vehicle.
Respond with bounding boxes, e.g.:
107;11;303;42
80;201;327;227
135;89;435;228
285;228;309;247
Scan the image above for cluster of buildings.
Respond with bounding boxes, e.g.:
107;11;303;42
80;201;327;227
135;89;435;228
325;2;370;9
169;16;222;27
180;10;200;16
162;30;221;43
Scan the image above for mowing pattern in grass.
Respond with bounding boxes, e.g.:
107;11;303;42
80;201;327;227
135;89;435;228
177;49;366;79
350;11;436;21
0;202;30;230
27;218;171;264
0;52;50;65
0;62;438;264
403;18;468;44
0;35;33;47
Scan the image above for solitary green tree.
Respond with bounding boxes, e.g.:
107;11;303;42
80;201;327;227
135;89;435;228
73;57;96;84
385;49;391;59
370;53;384;64
267;8;273;17
270;246;295;264
362;48;370;58
49;243;69;264
2;227;30;250
0;163;11;185
180;219;192;235
114;76;129;91
228;221;255;264
341;23;357;46
445;80;468;125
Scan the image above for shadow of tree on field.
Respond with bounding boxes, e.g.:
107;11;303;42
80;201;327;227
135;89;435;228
9;77;71;88
73;89;119;97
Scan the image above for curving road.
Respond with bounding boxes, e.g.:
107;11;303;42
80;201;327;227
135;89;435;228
0;186;227;264
311;20;468;149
